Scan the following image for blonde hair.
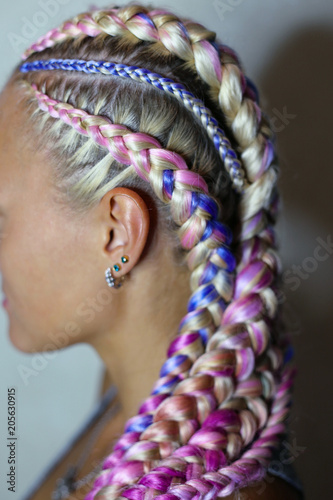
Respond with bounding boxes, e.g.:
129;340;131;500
10;3;296;498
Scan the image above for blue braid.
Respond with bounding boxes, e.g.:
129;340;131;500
20;58;250;193
18;59;246;428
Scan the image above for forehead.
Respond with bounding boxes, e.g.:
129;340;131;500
0;82;55;212
0;82;33;159
0;82;25;127
0;86;23;201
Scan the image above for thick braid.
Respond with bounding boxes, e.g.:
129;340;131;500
17;4;297;499
21;4;279;250
20;83;296;499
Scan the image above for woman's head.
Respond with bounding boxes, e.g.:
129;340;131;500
1;17;236;353
2;9;241;354
0;3;295;498
0;78;196;357
0;81;156;353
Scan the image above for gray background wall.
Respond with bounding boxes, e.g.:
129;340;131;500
0;0;332;498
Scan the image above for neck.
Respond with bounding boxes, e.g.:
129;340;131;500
89;250;192;425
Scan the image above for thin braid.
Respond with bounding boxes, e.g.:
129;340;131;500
20;58;249;192
17;4;297;499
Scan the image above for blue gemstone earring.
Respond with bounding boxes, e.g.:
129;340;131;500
105;255;129;288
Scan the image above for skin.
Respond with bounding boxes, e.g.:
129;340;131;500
0;82;302;499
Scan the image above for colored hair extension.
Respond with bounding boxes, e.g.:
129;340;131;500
20;57;250;193
11;3;297;499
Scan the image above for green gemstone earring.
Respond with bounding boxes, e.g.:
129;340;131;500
105;255;129;288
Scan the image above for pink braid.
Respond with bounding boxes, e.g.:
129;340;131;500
15;4;298;499
19;81;297;499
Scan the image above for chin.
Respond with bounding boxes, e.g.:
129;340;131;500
8;323;43;354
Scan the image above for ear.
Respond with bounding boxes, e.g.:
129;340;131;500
97;187;150;278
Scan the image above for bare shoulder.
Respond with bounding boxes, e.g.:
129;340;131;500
222;472;303;500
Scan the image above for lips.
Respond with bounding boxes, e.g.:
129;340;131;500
2;288;8;308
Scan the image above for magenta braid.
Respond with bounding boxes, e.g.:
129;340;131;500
18;84;296;499
15;3;298;499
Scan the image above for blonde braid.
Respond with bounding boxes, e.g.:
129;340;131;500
14;4;297;499
21;3;279;238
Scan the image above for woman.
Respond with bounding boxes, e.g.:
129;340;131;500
0;2;305;499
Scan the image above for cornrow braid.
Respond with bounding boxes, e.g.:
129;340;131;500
14;3;297;499
20;3;279;263
20;58;249;193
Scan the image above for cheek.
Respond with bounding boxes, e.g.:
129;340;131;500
0;202;107;353
1;231;48;349
3;223;50;301
0;219;81;352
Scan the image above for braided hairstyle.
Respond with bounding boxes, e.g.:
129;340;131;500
10;3;296;498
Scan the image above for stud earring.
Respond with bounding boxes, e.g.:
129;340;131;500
105;255;129;288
